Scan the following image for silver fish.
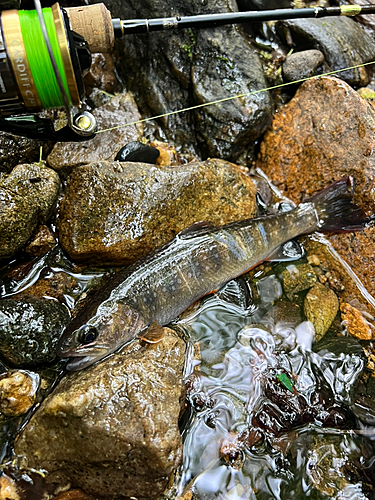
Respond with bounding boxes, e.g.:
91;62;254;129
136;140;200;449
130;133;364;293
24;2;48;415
57;177;365;370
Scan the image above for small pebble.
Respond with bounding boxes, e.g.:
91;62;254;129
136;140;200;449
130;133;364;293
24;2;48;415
304;283;339;341
0;371;39;417
340;302;373;340
25;224;56;256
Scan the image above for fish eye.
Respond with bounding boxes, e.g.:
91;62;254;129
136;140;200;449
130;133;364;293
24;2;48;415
79;325;98;345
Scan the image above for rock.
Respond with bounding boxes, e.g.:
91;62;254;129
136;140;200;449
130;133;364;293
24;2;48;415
0;474;20;500
0;296;70;367
0;371;39;417
340;302;373;340
47;92;143;170
304;283;339;341
24;225;56;257
95;0;273;161
346;0;375;33
115;141;160;163
14;328;185;500
281;16;375;86
0;163;60;260
0;133;42;174
58;159;257;265
282;50;325;83
191;25;273;159
280;263;317;297
83;52;121;99
256;76;375;298
52;490;99;500
303;236;375;316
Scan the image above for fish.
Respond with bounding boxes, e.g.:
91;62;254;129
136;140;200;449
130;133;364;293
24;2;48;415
57;177;366;371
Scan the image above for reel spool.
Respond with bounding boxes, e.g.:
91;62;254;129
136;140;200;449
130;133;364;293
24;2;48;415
0;0;96;141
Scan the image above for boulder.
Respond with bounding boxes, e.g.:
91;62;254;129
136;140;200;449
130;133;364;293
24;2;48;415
14;328;185;500
0;163;60;260
58;159;257;265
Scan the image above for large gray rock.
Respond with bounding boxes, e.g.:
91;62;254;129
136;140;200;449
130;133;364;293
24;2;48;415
47;91;142;170
91;0;273;160
58;159;257;265
0;163;60;260
14;328;186;500
282;16;375;86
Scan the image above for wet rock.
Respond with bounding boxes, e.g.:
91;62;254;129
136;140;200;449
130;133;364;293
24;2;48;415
281;16;375;86
344;0;375;33
83;52;120;98
58;159;257;265
0;133;42;174
0;474;20;500
0;296;70;367
282;49;325;83
280;263;317;297
96;0;273;161
47;92;142;170
0;371;39;417
340;302;373;340
0;163;60;260
191;25;273;159
304;283;339;341
256;76;375;297
237;0;291;8
115;141;160;164
14;328;185;500
52;490;99;500
24;225;56;257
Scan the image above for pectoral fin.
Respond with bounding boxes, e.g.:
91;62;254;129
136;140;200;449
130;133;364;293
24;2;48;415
138;321;165;343
178;221;215;239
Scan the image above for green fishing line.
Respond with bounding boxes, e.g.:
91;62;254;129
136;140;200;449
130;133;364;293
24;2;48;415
18;8;71;109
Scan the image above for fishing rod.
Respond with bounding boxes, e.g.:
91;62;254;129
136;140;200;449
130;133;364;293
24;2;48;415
0;1;375;142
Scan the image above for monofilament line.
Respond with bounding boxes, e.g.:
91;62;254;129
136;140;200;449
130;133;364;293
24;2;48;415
96;60;375;134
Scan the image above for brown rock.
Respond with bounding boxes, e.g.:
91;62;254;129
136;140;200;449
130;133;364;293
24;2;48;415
14;328;185;500
58;159;257;265
340;302;373;340
256;76;375;297
0;474;20;500
256;76;375;211
52;490;100;500
304;283;339;341
24;224;56;257
0;371;39;417
303;236;375;316
47;92;142;170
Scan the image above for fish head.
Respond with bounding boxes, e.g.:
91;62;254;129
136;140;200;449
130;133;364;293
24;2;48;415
57;301;144;371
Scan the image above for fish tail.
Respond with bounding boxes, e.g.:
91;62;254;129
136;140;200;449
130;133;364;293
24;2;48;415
303;176;366;233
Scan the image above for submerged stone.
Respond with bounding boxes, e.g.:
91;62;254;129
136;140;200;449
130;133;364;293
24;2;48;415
58;159;257;265
14;328;185;500
0;371;39;418
0;163;60;260
304;283;339;341
0;296;70;367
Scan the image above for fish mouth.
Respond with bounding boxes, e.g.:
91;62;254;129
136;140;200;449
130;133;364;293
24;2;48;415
65;355;99;371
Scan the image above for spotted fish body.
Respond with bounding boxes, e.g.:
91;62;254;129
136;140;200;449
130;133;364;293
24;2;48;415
57;177;365;370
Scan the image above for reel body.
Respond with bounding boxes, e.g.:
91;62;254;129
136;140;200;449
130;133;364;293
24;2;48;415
0;0;96;141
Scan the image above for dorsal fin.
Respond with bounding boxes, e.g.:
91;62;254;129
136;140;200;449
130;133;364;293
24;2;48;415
178;221;215;240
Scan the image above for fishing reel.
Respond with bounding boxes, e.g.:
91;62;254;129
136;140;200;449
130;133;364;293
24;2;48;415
0;0;103;141
0;0;373;142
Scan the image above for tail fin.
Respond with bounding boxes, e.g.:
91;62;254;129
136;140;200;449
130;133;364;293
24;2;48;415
304;177;366;233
